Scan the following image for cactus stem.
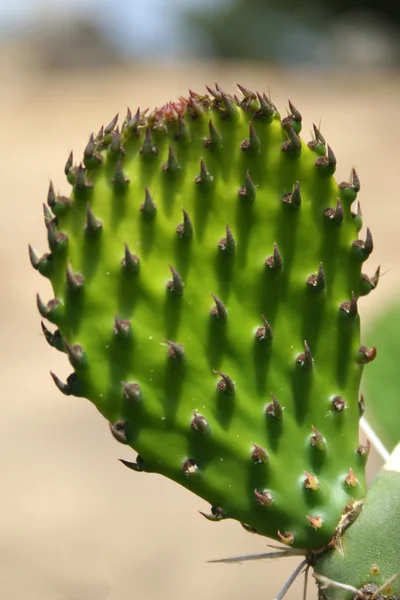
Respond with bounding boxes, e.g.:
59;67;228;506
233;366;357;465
109;420;129;444
218;224;236;254
166;265;184;295
176;207;193;239
121;244;140;272
210;294;227;320
140;187;157;216
165;340;185;360
255;315;273;341
121;381;141;402
182;458;199;476
254;489;273;506
266;392;283;419
213;370;235;394
251;444;269;463
191;410;208;432
265;243;283;271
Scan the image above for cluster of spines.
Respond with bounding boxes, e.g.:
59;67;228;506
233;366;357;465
31;84;379;546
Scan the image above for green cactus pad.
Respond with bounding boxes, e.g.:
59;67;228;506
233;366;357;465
31;86;376;550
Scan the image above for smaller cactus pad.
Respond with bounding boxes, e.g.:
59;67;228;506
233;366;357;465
31;85;378;550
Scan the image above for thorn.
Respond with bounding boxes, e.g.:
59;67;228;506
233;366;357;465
310;426;326;451
315;145;336;171
220;89;238;119
306;515;323;529
41;321;62;350
265;393;283;419
362;265;381;291
352;200;362;220
113;316;132;337
251;444;269;464
312;123;325;145
365;227;374;255
50;371;71;395
165;340;185;360
140;127;158;156
182;458;199;476
120;244;140;273
254;489;273;507
174;113;190;142
104;113;119;134
210;294;228;320
357;346;377;364
240;522;258;534
282;181;301;209
304;472;319;491
47;181;56;207
277;531;295;546
358;394;366;415
204;118;222;149
332;396;346;412
296;341;313;368
238;169;256;201
64;150;73;176
254;92;275;119
199;506;224;521
140;186;157;216
340;292;358;317
28;245;42;270
324;198;343;223
345;468;358;487
84;133;96;159
109;420;129;444
288;100;302;122
162;145;180;173
42;202;53;225
74;163;93;191
112;159;130;187
176;207;193;239
218;224;236;254
109;127;125;155
66;264;84;292
122;381;141;402
213;370;235;394
340;167;360;193
64;341;85;369
307;263;326;290
86;204;102;234
166;265;184;295
36;294;61;319
281;123;301;153
237;83;257;100
357;440;371;458
265;243;283;271
119;456;144;472
255;315;273;342
46;219;68;249
195;159;213;185
241;122;261;152
191;410;208;433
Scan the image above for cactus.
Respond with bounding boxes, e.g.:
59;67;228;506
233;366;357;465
31;84;396;596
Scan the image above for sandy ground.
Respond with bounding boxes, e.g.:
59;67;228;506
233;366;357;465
1;58;399;600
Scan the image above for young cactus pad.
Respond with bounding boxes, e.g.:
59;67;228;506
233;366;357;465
31;85;377;551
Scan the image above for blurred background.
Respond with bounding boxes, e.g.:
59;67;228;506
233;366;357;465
2;1;400;599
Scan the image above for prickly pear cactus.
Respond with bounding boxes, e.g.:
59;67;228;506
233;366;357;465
30;85;377;551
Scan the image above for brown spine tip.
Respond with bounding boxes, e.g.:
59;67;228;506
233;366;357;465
104;113;119;134
332;395;346;412
362;265;381;291
210;294;228;320
195;159;213;185
306;515;323;529
251;444;269;464
357;345;377;364
254;92;275;119
310;426;326;451
277;531;295;546
304;472;319;491
365;227;374;255
182;458;199;476
122;381;141;402
241;122;261;152
345;468;358;487
340;292;358;317
218;224;236;254
109;420;129;444
281;123;301;153
265;243;283;271
176;207;193;239
86;204;102;234
324;198;343;223
237;83;257;100
315;144;336;170
112;159;130;186
255;315;273;342
119;456;144;472
29;245;41;270
165;340;185;360
199;506;225;521
254;489;273;507
266;392;283;419
47;181;56;207
140;127;158;156
113;316;132;337
36;294;61;319
162;145;180;173
191;410;208;433
296;341;313;369
64;341;85;368
66;264;84;292
307;263;326;290
238;169;256;201
358;394;366;415
140;186;157;216
109;128;125;155
43;202;53;225
357;440;371;459
121;244;140;273
288;99;302;122
281;180;301;208
204;119;222;149
64;150;73;176
74;163;93;191
166;265;184;295
213;370;235;394
50;371;71;396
